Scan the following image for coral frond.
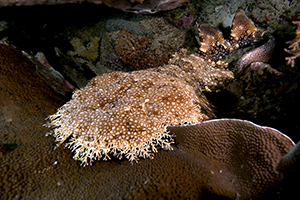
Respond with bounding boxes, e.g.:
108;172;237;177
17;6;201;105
285;21;300;67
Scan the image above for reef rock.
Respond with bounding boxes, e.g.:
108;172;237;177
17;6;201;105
0;0;188;13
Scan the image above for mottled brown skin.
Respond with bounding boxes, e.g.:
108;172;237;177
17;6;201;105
198;12;258;63
235;31;276;75
198;12;276;76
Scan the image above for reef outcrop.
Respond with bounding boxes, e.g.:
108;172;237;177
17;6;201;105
0;0;188;13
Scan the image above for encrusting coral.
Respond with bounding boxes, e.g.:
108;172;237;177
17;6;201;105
69;36;101;62
285;21;300;67
0;44;64;105
45;12;274;166
167;119;296;199
115;23;185;70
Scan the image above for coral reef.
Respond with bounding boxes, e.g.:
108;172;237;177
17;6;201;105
0;44;64;104
189;1;300;143
251;0;300;33
195;0;300;33
66;24;104;64
177;14;194;28
105;19;145;35
58;16;185;78
69;36;100;61
111;17;185;70
0;44;64;199
163;4;196;32
24;51;76;96
0;48;297;199
225;61;282;117
45;12;273;166
285;21;300;67
1;21;300;200
1;66;299;200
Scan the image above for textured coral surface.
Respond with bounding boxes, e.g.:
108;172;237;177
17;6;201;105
115;24;184;70
168;119;295;199
0;44;65;199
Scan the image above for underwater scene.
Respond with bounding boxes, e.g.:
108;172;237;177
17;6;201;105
0;0;300;199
